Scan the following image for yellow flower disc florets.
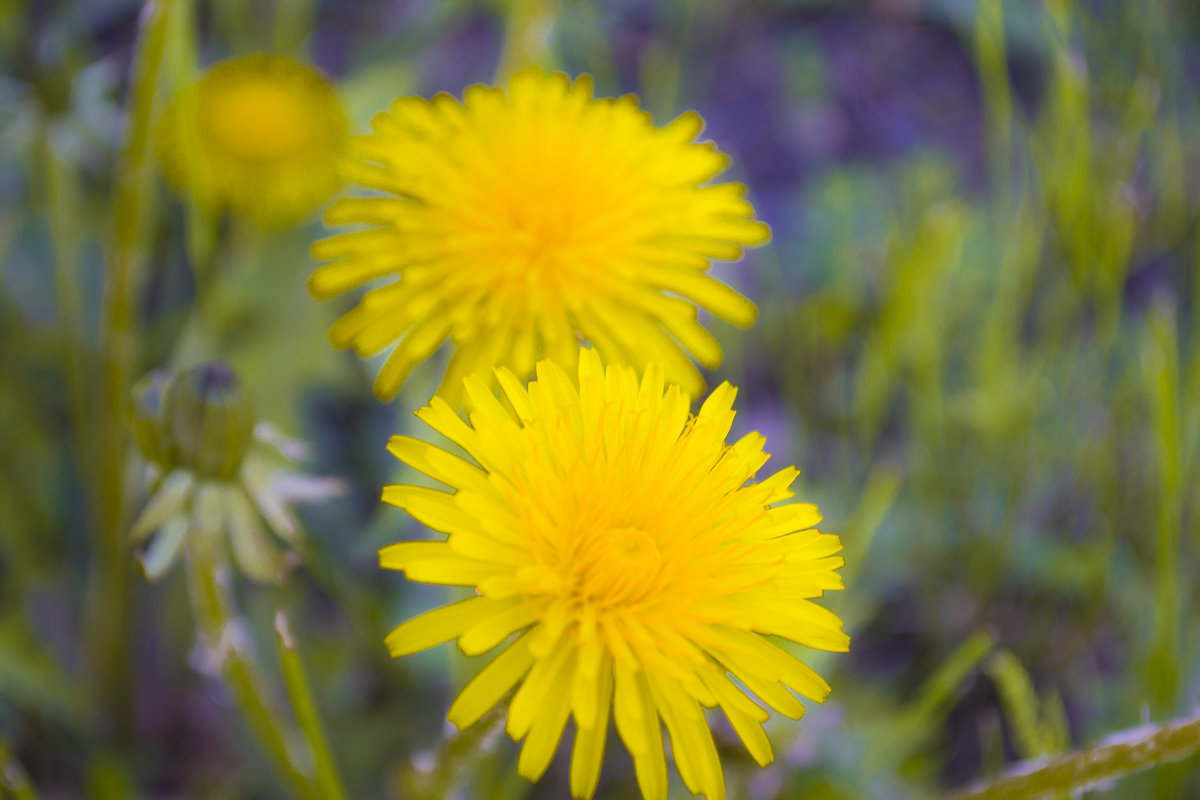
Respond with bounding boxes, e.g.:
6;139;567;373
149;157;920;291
309;68;771;403
381;348;847;800
204;81;313;161
158;54;349;228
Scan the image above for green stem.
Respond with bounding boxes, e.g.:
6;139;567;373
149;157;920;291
0;739;40;800
947;713;1200;800
274;612;347;800
42;132;88;476
187;548;319;800
1187;233;1200;483
271;0;319;56
972;0;1014;207
496;0;559;80
398;702;509;800
1143;303;1182;715
85;0;175;745
170;216;265;370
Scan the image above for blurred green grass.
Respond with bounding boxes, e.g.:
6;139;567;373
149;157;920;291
3;0;1200;797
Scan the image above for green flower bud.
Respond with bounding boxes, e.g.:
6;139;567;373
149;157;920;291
162;361;256;480
127;370;173;465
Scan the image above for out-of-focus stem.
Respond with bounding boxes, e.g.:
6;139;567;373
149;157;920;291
187;550;319;800
85;0;175;744
973;0;1013;206
0;739;41;800
43;136;87;471
1143;302;1182;716
271;0;318;56
397;703;508;800
496;0;559;80
1185;232;1200;504
170;217;255;368
274;612;348;800
947;713;1200;800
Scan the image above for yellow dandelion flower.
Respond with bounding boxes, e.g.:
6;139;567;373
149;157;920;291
309;68;770;403
158;54;350;228
381;348;847;800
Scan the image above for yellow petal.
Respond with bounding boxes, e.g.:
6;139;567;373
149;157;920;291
386;435;488;491
516;650;575;781
458;600;542;655
569;662;613;799
447;634;535;729
508;632;572;740
381;485;471;534
385;595;495;657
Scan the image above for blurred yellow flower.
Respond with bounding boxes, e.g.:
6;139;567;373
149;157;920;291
381;348;846;800
158;54;349;228
310;68;769;403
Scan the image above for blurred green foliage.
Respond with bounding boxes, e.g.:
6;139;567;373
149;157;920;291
2;0;1200;797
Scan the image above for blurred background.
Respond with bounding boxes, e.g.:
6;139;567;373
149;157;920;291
3;0;1200;797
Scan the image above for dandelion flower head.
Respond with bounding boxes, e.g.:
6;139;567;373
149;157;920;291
158;54;349;228
310;68;770;403
381;348;847;799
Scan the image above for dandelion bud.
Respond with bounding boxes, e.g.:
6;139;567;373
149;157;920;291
128;370;173;465
163;361;255;480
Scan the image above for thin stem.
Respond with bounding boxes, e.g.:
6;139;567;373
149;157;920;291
271;0;319;56
947;712;1200;800
187;548;319;800
397;702;509;800
0;739;40;800
496;0;559;80
1143;303;1182;716
42;132;88;475
85;0;175;744
973;0;1014;208
274;612;348;800
170;216;260;368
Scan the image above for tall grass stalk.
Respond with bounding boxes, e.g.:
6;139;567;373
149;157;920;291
85;0;175;744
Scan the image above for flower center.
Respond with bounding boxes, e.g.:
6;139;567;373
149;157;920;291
572;526;663;607
457;138;637;310
206;81;311;161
